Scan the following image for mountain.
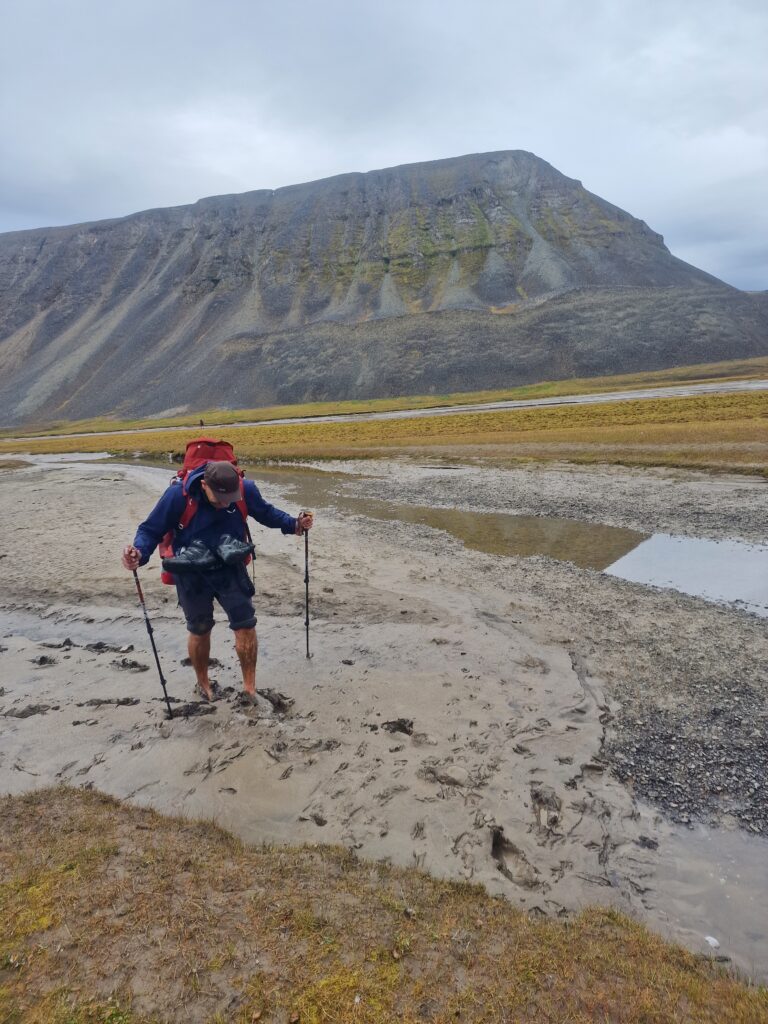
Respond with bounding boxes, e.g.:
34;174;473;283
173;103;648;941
0;150;766;424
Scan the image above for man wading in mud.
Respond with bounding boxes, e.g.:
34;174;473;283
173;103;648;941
121;460;313;706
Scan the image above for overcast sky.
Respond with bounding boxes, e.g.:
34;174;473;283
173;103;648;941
1;0;766;289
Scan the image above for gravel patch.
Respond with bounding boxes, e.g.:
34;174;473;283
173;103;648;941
325;458;768;543
334;459;768;836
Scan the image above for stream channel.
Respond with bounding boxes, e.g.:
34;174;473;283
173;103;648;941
249;464;768;618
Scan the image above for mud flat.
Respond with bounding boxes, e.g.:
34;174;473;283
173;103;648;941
1;456;767;981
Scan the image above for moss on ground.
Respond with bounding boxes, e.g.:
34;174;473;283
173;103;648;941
1;788;767;1023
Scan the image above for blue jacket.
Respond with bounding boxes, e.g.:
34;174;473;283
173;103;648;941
133;465;297;566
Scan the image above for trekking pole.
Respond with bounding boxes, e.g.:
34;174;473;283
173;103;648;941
302;512;312;659
132;570;174;719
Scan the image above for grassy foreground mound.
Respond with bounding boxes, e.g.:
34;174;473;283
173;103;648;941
1;789;766;1024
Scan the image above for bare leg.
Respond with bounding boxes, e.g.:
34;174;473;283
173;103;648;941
188;631;212;698
234;627;258;695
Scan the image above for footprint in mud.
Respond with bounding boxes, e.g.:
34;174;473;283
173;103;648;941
299;805;328;827
85;642;134;654
298;738;341;754
531;783;563;830
5;704;58;719
411;732;438;747
516;654;550;674
110;657;149;673
173;702;217;718
373;784;409;806
419;762;475;789
490;827;541;890
453;830;484;879
382;718;414;736
78;697;140;708
260;688;295;713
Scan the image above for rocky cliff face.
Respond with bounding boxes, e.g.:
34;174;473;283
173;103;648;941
0;150;765;423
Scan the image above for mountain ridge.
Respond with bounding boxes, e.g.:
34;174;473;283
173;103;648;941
0;150;764;424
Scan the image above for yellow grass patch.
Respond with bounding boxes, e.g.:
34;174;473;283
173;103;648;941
2;391;767;475
3;355;768;438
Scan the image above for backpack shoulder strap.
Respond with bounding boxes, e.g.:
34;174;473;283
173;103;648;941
235;479;248;523
177;478;199;532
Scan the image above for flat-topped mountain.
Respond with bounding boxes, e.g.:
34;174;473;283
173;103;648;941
0;150;765;423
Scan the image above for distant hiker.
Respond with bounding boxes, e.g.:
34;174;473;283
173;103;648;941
199;418;204;427
121;444;313;705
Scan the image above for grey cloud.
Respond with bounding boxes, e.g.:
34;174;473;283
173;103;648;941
0;0;766;288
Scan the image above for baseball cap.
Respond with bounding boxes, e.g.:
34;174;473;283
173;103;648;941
204;461;241;504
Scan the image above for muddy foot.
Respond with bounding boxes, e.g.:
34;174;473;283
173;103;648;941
233;691;260;709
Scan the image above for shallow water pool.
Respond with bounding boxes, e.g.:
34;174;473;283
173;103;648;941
250;466;768;616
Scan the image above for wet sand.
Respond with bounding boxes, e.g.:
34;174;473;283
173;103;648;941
1;457;767;980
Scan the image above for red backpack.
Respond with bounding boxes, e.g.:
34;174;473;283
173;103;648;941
159;438;250;584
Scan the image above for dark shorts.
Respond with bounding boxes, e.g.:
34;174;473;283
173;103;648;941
174;564;256;634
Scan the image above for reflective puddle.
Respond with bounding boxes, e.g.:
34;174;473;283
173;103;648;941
605;534;768;617
248;466;646;571
250;466;768;615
